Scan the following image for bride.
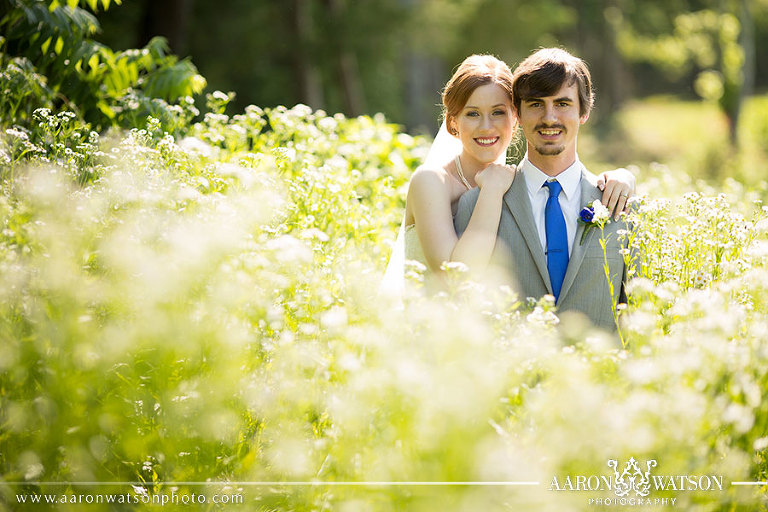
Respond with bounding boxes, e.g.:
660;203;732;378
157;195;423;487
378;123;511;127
382;54;635;293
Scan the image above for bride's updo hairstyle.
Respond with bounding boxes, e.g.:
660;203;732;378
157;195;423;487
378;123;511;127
442;54;515;136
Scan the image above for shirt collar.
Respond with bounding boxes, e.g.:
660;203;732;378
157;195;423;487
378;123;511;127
521;153;583;199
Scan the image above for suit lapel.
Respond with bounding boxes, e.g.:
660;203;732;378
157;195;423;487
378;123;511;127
558;170;603;303
504;173;552;293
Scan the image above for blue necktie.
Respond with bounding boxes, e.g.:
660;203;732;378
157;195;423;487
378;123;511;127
543;180;569;302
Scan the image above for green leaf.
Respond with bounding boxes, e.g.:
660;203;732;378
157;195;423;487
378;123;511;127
97;101;115;118
54;36;64;55
190;74;207;95
41;36;52;55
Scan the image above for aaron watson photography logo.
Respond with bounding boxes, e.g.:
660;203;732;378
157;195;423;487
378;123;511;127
549;457;725;507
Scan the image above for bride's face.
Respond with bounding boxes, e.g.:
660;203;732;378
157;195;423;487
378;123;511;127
450;83;514;167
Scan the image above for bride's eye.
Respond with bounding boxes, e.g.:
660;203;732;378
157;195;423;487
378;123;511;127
466;111;480;117
493;109;507;116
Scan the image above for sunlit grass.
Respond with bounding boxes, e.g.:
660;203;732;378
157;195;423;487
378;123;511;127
618;96;729;167
581;94;768;187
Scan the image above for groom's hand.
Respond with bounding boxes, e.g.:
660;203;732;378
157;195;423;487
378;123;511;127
475;164;515;194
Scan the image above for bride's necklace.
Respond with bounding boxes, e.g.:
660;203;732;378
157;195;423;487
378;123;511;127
454;156;472;190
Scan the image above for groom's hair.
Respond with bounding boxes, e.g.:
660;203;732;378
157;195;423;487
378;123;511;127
512;48;593;117
442;54;514;134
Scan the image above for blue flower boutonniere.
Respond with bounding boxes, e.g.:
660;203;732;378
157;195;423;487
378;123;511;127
579;200;610;244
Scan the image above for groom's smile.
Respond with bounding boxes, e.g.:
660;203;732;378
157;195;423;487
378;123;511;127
536;125;565;141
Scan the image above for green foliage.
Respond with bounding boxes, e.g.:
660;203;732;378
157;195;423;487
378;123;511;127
589;0;757;103
0;0;205;131
61;0;121;11
613;1;749;141
2;96;768;510
3;108;101;185
0;55;55;122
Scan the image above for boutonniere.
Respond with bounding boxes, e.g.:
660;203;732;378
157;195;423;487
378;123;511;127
578;200;611;244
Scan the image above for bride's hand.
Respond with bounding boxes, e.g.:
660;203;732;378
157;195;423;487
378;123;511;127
475;163;515;194
597;167;636;220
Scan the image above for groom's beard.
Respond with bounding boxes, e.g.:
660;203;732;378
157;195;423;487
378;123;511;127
534;143;565;156
532;123;566;156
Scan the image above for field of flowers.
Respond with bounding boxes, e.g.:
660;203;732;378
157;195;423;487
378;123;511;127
2;92;768;511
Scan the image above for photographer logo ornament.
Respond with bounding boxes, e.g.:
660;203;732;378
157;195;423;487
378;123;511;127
608;457;657;497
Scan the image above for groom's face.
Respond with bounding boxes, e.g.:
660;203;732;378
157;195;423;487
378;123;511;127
515;81;589;160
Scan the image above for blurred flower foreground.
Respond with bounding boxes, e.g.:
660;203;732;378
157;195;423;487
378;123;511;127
2;100;768;511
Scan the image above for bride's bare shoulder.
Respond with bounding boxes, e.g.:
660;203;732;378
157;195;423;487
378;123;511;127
406;164;451;211
405;165;454;223
408;165;454;207
409;164;449;188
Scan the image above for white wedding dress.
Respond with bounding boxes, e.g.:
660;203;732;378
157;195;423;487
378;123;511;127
403;224;427;265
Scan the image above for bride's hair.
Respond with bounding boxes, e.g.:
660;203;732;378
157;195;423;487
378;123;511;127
441;54;515;136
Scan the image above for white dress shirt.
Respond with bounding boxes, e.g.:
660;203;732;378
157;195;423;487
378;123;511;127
520;154;584;257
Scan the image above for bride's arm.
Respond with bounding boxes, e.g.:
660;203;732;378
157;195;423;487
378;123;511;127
408;165;512;274
407;168;461;273
449;164;513;269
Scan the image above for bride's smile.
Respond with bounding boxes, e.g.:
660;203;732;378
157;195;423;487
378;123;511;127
475;136;500;147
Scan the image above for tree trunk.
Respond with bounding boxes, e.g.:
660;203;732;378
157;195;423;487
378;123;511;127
404;51;444;133
734;0;756;145
289;0;324;109
138;0;194;55
322;0;366;116
603;1;632;114
567;0;630;125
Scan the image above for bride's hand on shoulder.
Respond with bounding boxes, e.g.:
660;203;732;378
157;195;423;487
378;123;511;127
597;167;636;220
475;163;516;194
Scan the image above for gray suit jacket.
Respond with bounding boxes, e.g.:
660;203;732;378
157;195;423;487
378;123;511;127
454;167;628;331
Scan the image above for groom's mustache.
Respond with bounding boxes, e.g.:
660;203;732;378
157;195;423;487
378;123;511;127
533;124;566;132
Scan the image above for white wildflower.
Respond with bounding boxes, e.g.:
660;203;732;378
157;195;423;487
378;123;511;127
693;269;712;288
592;199;610;222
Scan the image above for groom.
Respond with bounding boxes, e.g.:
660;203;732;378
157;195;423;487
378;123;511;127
454;47;630;331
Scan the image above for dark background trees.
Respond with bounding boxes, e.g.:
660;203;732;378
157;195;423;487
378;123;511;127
78;0;768;139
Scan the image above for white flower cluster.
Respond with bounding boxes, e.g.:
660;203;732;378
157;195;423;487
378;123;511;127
591;199;611;222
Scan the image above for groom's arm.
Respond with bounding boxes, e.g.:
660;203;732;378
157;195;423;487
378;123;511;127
453;188;481;238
